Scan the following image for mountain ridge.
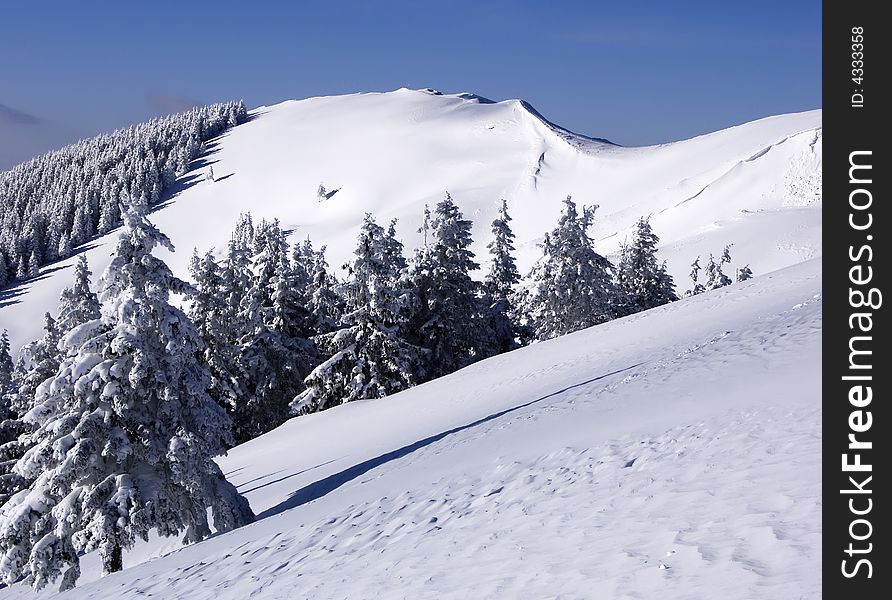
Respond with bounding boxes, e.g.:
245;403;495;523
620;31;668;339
1;89;821;352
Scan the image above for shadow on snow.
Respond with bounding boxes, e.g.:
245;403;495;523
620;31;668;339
257;364;641;520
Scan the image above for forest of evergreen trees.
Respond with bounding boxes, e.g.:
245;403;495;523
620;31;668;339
0;101;248;286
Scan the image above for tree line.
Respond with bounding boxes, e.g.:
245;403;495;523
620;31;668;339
0;101;248;287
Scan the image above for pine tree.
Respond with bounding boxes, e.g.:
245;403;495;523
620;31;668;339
483;199;521;354
27;251;40;278
0;253;8;287
522;196;625;340
0;315;60;509
616;216;678;311
57;232;71;259
189;249;241;427
235;226;316;441
685;257;706;296
8;314;60;417
737;264;753;282
0;333;12;397
294;215;424;413
307;245;342;334
485;199;520;301
0;199;253;591
56;256;101;334
1;261;100;510
704;253;732;290
407;193;486;379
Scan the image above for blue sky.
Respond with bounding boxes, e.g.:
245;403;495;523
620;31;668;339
1;0;820;166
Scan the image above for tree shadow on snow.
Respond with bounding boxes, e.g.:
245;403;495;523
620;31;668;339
0;244;100;308
257;363;641;520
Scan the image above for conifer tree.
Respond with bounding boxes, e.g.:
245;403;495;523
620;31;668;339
704;253;733;290
483;199;521;354
737;264;753;282
0;254;7;287
685;257;706;296
0;333;12;397
189;249;241;426
485;199;521;301
407;193;486;378
616;216;678;311
235;225;316;440
0;199;253;591
307;245;342;334
294;215;423;413
522;196;625;340
56;256;101;336
9;314;60;417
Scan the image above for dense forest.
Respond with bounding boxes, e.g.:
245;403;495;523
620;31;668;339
0;101;248;286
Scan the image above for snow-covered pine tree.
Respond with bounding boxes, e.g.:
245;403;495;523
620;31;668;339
0;314;60;510
616;216;679;311
189;249;241;428
407;193;487;379
485;199;520;300
235;224;316;441
8;314;60;418
0;333;11;397
307;245;343;334
1;260;101;510
0;198;253;591
482;199;521;354
704;253;733;290
522;196;625;340
685;256;706;297
721;244;733;267
55;255;101;338
294;215;424;414
222;223;255;315
737;264;753;282
27;251;40;278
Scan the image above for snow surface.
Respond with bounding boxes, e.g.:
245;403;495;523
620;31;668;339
1;89;821;352
0;258;822;599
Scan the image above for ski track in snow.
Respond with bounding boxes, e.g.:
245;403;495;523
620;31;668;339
0;259;822;600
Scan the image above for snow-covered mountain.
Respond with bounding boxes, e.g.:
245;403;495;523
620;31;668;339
0;89;822;599
1;88;821;352
0;257;822;599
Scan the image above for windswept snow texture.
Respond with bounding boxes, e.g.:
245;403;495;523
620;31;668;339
1;89;820;351
0;259;822;599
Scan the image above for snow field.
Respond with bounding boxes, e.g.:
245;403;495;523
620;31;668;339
0;258;821;599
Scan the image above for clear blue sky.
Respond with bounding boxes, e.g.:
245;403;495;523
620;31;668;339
1;0;820;164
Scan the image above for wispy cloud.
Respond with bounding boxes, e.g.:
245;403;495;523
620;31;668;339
0;103;43;125
146;93;203;115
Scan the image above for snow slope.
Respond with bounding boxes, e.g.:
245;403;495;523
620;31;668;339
1;89;821;352
0;258;822;599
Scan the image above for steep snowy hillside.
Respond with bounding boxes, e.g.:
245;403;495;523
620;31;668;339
0;89;821;351
0;258;822;599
